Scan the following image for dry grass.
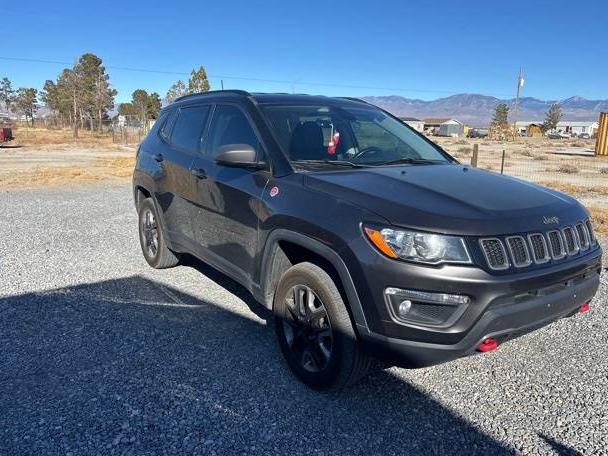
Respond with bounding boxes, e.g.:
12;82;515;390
0;156;135;189
538;181;608;197
588;207;608;236
11;126;118;147
555;164;579;174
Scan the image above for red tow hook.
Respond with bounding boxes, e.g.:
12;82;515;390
477;338;499;353
579;301;591;313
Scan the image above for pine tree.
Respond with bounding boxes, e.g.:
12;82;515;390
166;80;187;102
542;103;562;132
492;103;509;126
187;66;210;94
147;93;162;119
14;88;38;126
0;77;15;113
40;80;61;126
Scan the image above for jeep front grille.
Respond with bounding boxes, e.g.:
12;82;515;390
479;238;509;270
479;219;596;271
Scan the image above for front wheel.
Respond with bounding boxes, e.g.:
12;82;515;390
274;262;373;390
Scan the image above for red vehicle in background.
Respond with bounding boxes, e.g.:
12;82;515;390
0;118;14;145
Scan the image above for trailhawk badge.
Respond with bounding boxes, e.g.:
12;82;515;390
542;216;560;225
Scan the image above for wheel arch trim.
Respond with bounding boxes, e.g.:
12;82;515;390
260;229;370;335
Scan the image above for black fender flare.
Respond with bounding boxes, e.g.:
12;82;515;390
259;229;370;336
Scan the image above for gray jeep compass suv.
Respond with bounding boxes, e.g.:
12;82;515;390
133;90;602;390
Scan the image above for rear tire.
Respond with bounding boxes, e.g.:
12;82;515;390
274;262;373;391
138;197;179;269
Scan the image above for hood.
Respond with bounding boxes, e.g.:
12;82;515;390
303;164;586;236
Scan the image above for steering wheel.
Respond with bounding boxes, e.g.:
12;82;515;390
352;146;383;162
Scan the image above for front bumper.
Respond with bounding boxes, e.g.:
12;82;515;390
352;243;602;368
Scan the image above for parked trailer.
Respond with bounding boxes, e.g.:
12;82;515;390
0;126;14;145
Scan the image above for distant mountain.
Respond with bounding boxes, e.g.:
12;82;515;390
361;94;608;126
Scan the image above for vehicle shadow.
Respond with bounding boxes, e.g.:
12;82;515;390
0;274;513;455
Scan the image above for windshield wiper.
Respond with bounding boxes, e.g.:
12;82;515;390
292;159;369;168
372;158;446;166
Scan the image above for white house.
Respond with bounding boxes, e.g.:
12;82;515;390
423;118;464;137
556;121;598;136
399;117;425;132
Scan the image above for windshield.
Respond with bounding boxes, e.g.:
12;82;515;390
261;104;452;167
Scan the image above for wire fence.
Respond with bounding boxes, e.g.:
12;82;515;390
444;139;608;192
11;116;152;146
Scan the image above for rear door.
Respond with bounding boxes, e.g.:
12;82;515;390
189;104;271;283
154;105;211;247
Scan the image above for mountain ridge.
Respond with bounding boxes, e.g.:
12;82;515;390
361;93;608;126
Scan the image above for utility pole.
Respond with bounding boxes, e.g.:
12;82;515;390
221;79;224;90
513;68;524;136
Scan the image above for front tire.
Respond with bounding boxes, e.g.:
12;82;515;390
274;262;372;390
138;197;179;269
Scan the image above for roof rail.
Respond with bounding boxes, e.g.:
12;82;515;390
337;97;372;105
174;89;251;102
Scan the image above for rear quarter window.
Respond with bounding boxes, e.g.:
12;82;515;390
160;109;178;141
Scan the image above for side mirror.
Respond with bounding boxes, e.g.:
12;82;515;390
214;144;266;169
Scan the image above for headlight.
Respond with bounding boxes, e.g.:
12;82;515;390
364;226;471;265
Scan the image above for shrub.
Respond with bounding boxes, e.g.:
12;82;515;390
457;146;472;155
455;139;469;145
600;167;608;175
556;164;579;174
515;149;533;157
533;154;548;161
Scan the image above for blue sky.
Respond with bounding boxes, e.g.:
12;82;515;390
2;0;606;103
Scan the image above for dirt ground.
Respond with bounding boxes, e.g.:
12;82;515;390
0;127;135;189
1;128;606;234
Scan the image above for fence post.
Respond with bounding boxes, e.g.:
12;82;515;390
471;144;479;167
500;149;506;174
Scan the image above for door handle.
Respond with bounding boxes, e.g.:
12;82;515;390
152;153;164;162
191;168;207;179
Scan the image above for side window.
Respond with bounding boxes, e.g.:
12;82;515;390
207;105;260;156
160;109;178;141
170;105;210;152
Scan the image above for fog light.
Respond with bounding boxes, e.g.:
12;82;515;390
384;287;471;326
398;300;412;317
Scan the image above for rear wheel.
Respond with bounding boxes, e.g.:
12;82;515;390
138;198;179;269
274;262;373;390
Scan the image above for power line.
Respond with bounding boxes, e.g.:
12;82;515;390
0;55;516;98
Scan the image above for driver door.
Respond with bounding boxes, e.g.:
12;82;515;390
189;104;271;283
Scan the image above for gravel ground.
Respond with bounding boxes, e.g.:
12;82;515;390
1;184;606;456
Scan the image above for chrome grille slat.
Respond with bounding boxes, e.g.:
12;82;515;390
575;222;590;251
562;226;579;255
528;233;550;264
505;236;532;267
547;230;566;260
586;219;596;245
479;238;509;270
